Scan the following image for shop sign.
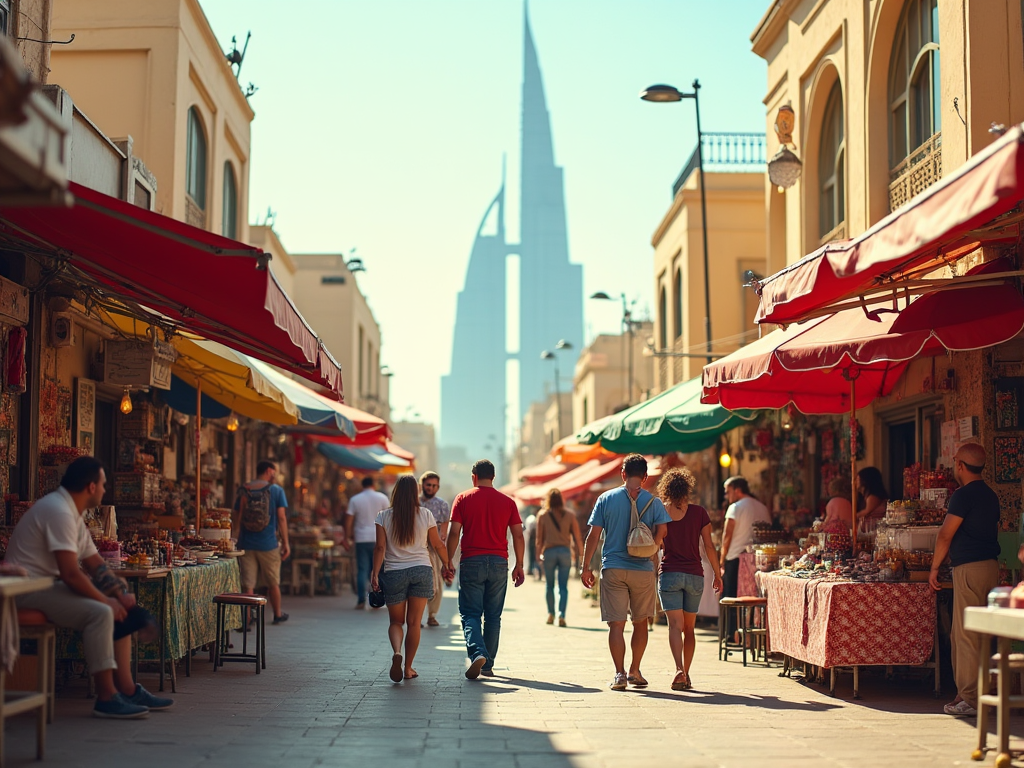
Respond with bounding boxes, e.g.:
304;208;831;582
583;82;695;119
0;275;29;326
104;338;178;390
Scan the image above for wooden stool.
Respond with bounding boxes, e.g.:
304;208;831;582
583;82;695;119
290;559;316;597
719;597;768;666
212;594;266;674
16;609;55;723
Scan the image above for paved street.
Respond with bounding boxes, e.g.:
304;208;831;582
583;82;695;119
6;574;1016;768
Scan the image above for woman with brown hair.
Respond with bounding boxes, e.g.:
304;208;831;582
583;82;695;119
656;467;721;690
370;475;452;682
536;488;583;627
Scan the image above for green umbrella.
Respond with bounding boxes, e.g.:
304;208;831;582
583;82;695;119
575;376;757;455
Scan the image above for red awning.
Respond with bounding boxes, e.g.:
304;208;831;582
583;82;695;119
514;458;623;506
755;125;1024;326
704;260;1024;413
0;182;343;394
518;458;574;483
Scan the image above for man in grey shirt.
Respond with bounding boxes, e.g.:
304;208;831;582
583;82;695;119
419;471;451;626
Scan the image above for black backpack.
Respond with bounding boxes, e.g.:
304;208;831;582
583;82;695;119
237;482;273;533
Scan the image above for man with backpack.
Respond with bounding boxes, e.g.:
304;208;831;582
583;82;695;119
233;460;291;624
580;454;670;691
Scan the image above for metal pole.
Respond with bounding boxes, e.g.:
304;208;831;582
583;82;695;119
196;379;202;534
850;377;857;557
554;358;562;440
692;79;713;366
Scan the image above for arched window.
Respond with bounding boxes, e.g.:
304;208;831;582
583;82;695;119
222;162;238;239
673;269;683;340
818;80;845;238
658;286;667;349
888;0;940;169
185;107;207;210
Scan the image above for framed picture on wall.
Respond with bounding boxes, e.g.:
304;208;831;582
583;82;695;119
74;378;96;456
994;435;1024;483
995;378;1024;430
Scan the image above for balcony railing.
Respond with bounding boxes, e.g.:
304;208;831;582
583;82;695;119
672;132;766;198
889;132;942;212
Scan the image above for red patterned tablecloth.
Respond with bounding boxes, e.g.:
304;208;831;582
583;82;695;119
760;573;935;668
738;552;759;597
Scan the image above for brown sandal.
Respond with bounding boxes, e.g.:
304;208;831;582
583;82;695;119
671;671;687;691
627;673;648;687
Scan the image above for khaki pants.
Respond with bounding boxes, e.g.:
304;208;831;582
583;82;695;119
427;546;445;619
952;559;999;708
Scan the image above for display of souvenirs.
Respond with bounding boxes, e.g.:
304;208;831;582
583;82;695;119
903;463;922;500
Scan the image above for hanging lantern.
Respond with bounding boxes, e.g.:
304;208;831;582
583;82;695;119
226;413;239;432
768;145;803;191
119;387;133;415
718;450;733;469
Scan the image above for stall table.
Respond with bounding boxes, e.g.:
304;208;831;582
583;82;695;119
964;606;1024;768
760;572;937;698
56;559;240;684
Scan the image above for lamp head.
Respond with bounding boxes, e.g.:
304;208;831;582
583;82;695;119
555;339;573;351
541;350;555;360
640;84;684;103
590;291;612;301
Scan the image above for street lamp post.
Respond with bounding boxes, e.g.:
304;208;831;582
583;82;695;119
540;339;573;441
590;292;640;407
641;80;713;365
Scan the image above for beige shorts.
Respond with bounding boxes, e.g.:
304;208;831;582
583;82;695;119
239;547;282;590
600;568;657;622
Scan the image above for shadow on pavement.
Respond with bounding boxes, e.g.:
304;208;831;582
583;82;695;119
484;676;603;694
634;688;842;711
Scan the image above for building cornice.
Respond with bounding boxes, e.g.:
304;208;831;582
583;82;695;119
184;0;255;121
751;0;798;58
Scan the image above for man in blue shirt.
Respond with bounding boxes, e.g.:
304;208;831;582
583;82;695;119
233;460;292;624
581;454;670;691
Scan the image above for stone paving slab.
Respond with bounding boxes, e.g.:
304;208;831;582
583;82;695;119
4;572;1021;767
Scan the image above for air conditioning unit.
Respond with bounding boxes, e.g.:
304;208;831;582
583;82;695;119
50;312;74;347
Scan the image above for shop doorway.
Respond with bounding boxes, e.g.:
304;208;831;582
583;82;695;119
888;420;916;499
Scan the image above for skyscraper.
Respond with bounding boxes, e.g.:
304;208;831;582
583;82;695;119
440;182;508;466
441;5;582;474
516;8;583;421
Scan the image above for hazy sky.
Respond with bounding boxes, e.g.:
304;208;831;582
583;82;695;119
201;0;769;434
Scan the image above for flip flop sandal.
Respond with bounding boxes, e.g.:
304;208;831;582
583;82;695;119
404;671;419;680
627;673;648;687
671;672;687;691
389;653;403;683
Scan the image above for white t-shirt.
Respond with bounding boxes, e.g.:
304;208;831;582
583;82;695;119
724;495;772;560
375;506;435;571
347;488;390;543
5;487;97;578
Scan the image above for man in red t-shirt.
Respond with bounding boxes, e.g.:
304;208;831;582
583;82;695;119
446;459;524;679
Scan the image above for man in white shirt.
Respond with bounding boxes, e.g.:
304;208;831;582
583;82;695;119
7;457;172;719
719;475;771;635
345;476;390;608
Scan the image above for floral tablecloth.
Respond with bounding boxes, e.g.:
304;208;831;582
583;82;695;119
57;559;240;663
738;552;759;597
759;572;935;668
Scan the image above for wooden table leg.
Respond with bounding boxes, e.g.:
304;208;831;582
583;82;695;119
974;631;990;761
997;636;1011;767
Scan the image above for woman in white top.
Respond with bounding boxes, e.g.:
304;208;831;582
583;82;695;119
371;475;451;683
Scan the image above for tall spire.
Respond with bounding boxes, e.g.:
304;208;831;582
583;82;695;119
517;1;583;423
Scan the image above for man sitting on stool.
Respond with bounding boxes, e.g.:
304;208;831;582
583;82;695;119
6;457;173;719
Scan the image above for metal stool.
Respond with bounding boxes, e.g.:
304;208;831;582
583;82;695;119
719;596;768;666
212;594;266;673
290;559;317;597
16;609;55;723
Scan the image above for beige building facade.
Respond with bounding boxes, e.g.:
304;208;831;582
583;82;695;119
571;325;653;433
752;0;1024;274
49;0;253;237
390;420;437;479
651;167;766;391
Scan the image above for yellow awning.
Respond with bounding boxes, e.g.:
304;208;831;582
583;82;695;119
96;309;299;425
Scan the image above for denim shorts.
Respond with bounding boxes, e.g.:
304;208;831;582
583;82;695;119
381;565;434;605
658;571;705;613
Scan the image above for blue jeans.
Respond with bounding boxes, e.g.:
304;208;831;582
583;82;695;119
355;542;375;603
543;546;571;617
458;555;509;670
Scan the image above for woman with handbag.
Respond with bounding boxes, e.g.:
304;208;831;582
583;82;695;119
370;475;452;682
536;488;584;626
657;467;722;690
